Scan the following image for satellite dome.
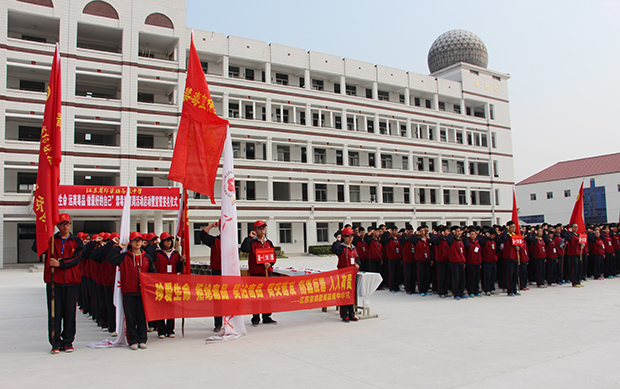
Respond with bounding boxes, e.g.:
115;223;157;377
427;29;488;73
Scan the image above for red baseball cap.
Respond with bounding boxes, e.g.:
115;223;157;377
97;232;106;239
103;233;111;240
109;232;120;240
254;220;267;229
160;232;172;241
76;232;84;239
146;232;157;241
129;231;143;241
342;227;354;236
58;214;71;224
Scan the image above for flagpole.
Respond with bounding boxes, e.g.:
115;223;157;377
49;235;55;353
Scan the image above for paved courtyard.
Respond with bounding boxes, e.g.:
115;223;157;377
2;255;620;388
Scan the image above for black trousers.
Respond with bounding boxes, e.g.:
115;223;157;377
369;259;382;288
403;261;416;293
534;258;546;286
416;261;431;294
46;283;78;349
104;285;116;333
482;262;496;293
581;254;588;281
436;261;450;296
388;260;400;291
451;263;465;297
466;264;481;295
250;273;272;323
80;276;89;314
505;259;518;294
211;270;223;327
88;278;98;321
547;258;558;285
382;258;390;288
123;294;147;345
604;253;614;278
98;284;108;328
566;255;580;286
360;258;370;273
157;319;175;336
519;263;529;289
615;251;620;275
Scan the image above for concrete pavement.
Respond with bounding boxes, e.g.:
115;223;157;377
2;255;620;389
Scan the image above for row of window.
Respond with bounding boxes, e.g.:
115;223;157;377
530;189;572;201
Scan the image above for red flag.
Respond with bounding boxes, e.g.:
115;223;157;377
168;33;229;204
569;182;586;234
34;45;62;256
511;188;521;233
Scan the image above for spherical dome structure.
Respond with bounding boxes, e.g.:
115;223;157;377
427;29;488;73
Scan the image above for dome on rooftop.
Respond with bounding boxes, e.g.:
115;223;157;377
427;29;488;73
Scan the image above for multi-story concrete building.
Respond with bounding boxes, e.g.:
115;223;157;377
1;0;515;266
516;153;620;225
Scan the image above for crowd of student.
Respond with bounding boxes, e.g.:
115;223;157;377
335;220;620;301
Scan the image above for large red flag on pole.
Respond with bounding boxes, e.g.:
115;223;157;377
569;182;586;234
34;45;62;256
168;33;229;204
511;188;521;233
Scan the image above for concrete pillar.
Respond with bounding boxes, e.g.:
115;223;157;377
372;81;378;100
307;216;317;246
341;108;346;129
140;213;149;234
304;69;310;90
374;114;379;134
343;144;349;167
308;178;315;202
222;93;229;119
375;148;381;169
267;215;277;241
404;88;410;105
267;176;274;201
433;93;439;111
408;150;413;170
439;185;444;205
266;137;273;161
461;98;466;115
340;75;346;95
344;180;350;203
378;182;383;204
307;141;313;164
154;211;163;236
363;115;368;133
406;118;412;138
265;62;271;84
265;98;272;122
305;103;311;127
222;55;229;78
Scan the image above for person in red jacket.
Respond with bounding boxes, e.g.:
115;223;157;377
399;225;416;295
498;221;521;297
525;227;547;288
589;228;605;280
479;227;498;295
381;226;402;293
543;230;559;286
199;220;224;332
365;228;384;289
552;224;567;284
561;223;585;287
447;226;467;300
107;232;156;350
240;220;278;327
463;228;482;297
601;225;615;279
32;213;83;354
154;232;184;338
87;233;115;335
410;226;432;296
430;226;451;298
356;227;369;272
610;223;620;276
331;227;360;322
519;239;530;291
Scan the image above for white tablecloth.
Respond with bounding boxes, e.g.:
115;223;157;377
356;272;383;308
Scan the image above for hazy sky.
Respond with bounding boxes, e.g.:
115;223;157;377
186;0;620;183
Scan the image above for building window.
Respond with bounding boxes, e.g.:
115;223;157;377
430;189;437;204
530;193;537;201
481;134;488;147
400;124;407;137
276;145;290;162
440;128;447;142
335;116;342;129
334;83;340;94
489;104;495;120
245;68;254;81
547;191;553;199
336;150;343;166
379;122;387;135
18;126;41;142
491;132;497;148
302;183;308;201
228;102;239;118
404;188;410;204
315;184;327;202
416;158;424;171
17;172;37;193
419;188;426;204
457;161;465;174
317;223;329;243
425;99;432;109
369;154;375;168
428;159;435;172
275;73;288;85
456;132;463;144
350;185;360;202
443;190;451;205
366;88;373;99
279;223;292;244
366;119;374;133
228;66;240;78
453;104;461;114
495;189;500;205
399;94;405;103
493;161;499;177
349;151;359;166
301;147;307;163
232;142;241;158
313;148;326;164
246;181;256;200
345;84;356;96
458;190;467;205
378;91;389;101
337;185;345;202
347;117;355;131
381;154;392;169
370;186;377;203
402;156;409;170
590;178;596;188
564;189;571;197
438;101;445;111
312;79;324;91
442;159;449;173
414;97;421;107
382;187;394;204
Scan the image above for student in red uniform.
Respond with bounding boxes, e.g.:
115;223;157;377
589;228;605;280
87;233;114;335
447;226;467;300
498;221;521;297
381;225;402;293
399;225;416;295
463;228;482;297
479;227;498;295
107;232;156;350
601;225;615;279
430;226;451;298
356;227;369;272
154;232;184;338
526;227;547;288
411;226;432;296
519;240;530;291
366;228;384;288
553;224;567;284
544;230;559;286
199;221;224;332
32;214;83;354
331;227;360;322
610;223;620;276
561;223;585;287
240;220;278;327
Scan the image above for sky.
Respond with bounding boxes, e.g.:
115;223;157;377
186;0;620;183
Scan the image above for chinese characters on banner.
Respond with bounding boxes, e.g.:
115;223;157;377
511;235;524;246
256;247;276;264
57;185;180;210
139;267;356;321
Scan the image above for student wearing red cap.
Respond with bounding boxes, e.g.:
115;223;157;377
89;232;120;336
142;232;159;332
154;232;184;338
199;220;224;332
331;227;359;322
240;220;278;326
107;232;156;350
32;213;83;354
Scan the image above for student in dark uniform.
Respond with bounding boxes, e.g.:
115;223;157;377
543;229;559;286
331;227;360;322
240;220;278;327
199;220;224;332
355;227;369;272
526;227;547;288
366;228;384;289
447;226;467;300
411;226;432;296
107;232;156;350
463;228;482;297
498;221;521;297
381;226;402;293
478;227;498;295
601;225;615;279
154;232;184;338
430;226;451;298
399;225;416;295
561;223;585;287
589;228;605;280
33;213;83;354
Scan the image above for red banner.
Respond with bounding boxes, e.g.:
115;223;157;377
256;248;276;264
58;185;180;210
511;235;524;246
139;267;356;321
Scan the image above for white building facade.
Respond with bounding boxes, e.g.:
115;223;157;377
1;0;515;266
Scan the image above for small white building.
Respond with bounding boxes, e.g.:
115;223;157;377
516;153;620;225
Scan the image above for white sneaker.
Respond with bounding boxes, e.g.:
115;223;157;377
110;332;117;337
168;334;175;338
129;344;138;350
138;343;147;349
158;335;165;339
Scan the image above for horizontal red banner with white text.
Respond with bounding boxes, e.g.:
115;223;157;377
58;185;180;210
139;267;356;321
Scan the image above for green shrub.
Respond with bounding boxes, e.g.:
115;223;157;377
308;245;333;255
